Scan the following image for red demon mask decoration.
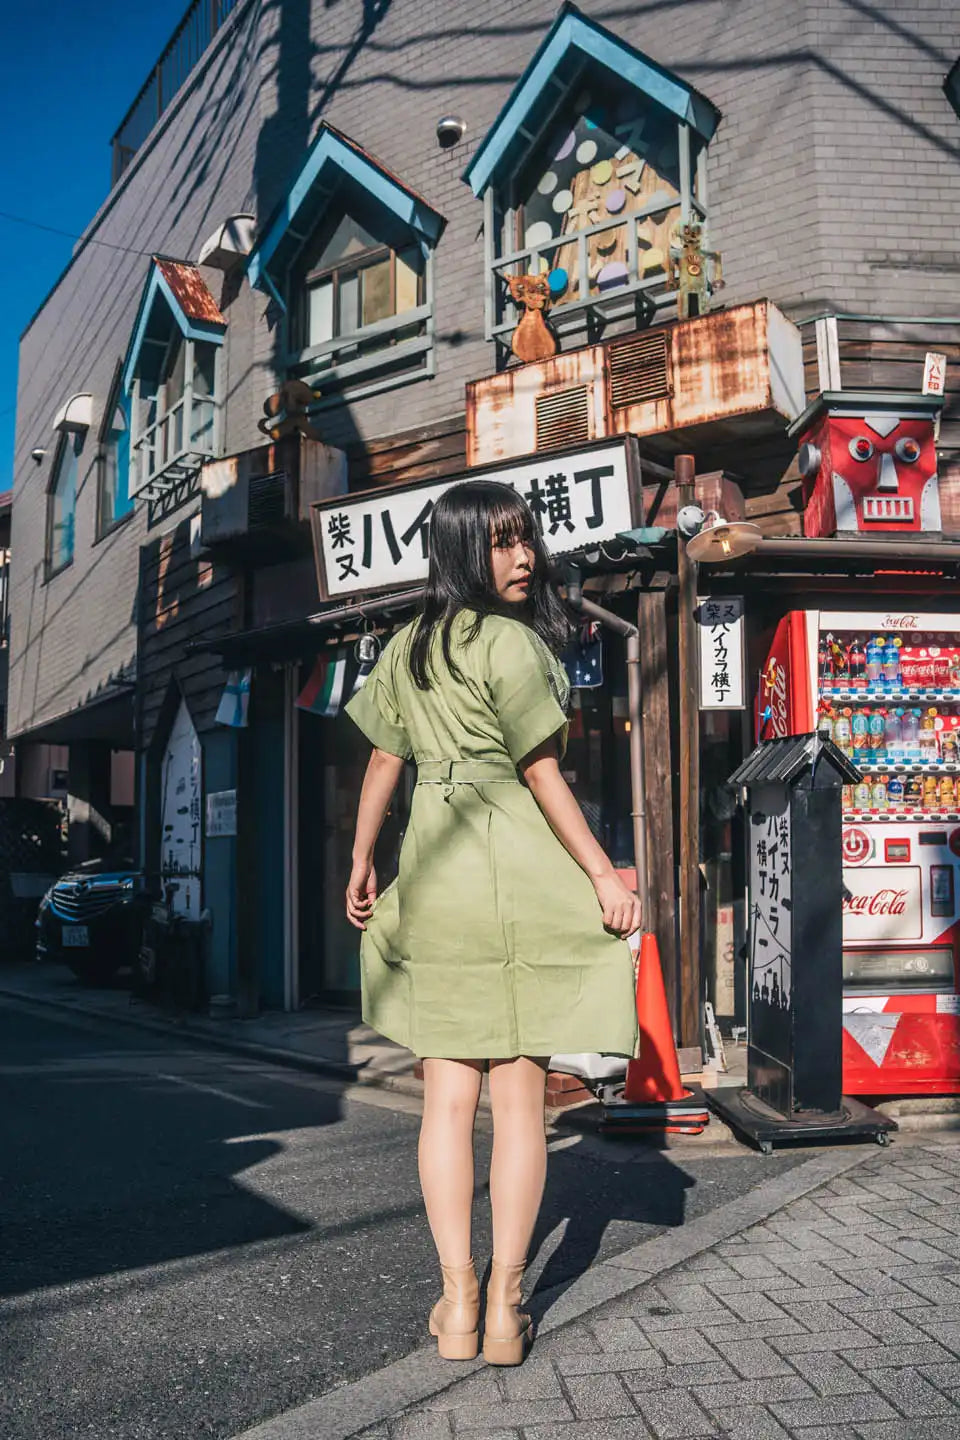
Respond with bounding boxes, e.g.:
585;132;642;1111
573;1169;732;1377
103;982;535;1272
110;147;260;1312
796;396;942;537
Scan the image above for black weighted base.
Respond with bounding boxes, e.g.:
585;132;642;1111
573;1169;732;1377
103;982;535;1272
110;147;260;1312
706;1086;897;1155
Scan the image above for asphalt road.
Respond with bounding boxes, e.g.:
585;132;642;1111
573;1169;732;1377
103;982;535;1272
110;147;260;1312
0;997;808;1440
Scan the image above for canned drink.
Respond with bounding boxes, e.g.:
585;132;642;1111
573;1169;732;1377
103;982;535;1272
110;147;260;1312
886;775;905;806
940;776;957;809
923;775;940;808
905;776;924;806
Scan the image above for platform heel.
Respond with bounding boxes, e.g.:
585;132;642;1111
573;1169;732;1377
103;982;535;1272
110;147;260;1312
482;1259;533;1366
428;1259;480;1361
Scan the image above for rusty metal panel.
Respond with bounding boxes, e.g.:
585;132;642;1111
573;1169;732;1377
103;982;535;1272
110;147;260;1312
155;258;225;325
466;346;605;466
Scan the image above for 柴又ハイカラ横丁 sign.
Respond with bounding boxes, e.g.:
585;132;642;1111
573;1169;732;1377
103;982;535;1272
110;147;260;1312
310;438;641;600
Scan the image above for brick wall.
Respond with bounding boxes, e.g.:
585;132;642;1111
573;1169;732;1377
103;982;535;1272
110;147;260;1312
10;0;960;736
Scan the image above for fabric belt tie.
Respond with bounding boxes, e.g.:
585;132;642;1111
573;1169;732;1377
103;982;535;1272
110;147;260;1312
417;758;519;800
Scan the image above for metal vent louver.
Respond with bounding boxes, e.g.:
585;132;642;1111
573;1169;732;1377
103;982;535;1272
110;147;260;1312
535;386;591;451
608;331;671;408
248;471;287;528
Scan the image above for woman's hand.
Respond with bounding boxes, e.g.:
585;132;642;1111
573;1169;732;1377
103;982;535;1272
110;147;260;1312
592;871;643;938
346;859;378;930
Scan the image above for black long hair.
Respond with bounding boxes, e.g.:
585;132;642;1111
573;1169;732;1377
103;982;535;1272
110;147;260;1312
408;480;571;689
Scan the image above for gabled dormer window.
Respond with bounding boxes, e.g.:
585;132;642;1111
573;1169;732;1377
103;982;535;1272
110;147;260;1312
463;6;720;355
122;257;226;502
247;124;444;403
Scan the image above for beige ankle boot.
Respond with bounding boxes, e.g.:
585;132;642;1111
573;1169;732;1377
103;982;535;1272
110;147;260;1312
428;1259;480;1360
483;1259;533;1366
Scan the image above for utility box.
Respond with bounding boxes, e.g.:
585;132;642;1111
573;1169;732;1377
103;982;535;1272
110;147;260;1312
708;734;896;1152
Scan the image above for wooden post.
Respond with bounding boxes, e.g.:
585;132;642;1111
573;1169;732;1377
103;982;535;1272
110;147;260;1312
676;453;701;1054
637;584;679;1022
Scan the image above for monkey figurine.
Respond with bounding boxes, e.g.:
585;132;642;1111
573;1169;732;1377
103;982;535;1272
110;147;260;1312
506;273;558;363
258;379;323;441
666;222;724;320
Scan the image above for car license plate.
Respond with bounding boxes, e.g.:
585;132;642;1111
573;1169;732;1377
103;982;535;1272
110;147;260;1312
62;925;89;948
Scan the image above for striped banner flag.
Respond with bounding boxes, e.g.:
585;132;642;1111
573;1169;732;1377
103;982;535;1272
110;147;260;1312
296;650;349;717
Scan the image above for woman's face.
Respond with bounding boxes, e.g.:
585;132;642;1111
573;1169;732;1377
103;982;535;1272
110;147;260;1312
491;533;534;604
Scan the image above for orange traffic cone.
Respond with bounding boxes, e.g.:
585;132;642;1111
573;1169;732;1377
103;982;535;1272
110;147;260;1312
600;931;708;1135
623;931;685;1103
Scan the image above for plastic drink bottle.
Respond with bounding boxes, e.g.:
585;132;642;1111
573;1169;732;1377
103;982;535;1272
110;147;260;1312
872;777;888;809
919;713;939;759
887;775;905;806
818;636;833;684
866;637;885;685
852;711;870;750
884;709;902;752
901;709;921;750
883;638;901;687
849;638;866;688
854;781;872;809
833;712;852;755
868;711;886;754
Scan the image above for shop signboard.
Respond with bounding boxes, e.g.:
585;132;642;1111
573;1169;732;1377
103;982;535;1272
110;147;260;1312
697;596;745;709
309;436;643;600
160;699;202;916
749;787;793;1074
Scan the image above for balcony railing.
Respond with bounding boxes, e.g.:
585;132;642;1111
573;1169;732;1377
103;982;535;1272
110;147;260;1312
110;0;241;185
131;391;218;501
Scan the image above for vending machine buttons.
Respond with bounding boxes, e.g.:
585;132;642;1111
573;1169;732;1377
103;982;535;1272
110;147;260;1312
885;838;911;863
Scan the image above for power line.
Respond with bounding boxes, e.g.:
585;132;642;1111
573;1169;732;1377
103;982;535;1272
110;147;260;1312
0;209;156;259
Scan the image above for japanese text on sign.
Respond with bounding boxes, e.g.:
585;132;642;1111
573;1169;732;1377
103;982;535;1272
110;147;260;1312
697;596;745;710
750;801;793;1013
312;442;636;598
923;351;947;398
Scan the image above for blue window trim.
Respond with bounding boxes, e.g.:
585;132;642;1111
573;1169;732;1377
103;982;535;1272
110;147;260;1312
247;122;445;298
96;363;134;539
122;259;226;394
462;2;721;198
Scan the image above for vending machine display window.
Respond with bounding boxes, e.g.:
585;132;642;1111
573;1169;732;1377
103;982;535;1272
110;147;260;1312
843;945;954;994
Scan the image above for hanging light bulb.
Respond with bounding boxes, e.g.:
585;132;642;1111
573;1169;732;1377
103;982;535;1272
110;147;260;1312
686;510;763;564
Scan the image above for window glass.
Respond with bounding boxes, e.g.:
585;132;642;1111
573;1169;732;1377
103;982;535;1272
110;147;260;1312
361;256;393;327
190;342;217;449
339;271;360;334
49;433;81;573
308;278;334;347
395;247;421;314
98;397;132;536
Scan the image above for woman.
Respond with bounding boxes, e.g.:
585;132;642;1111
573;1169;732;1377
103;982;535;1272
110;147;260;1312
345;480;640;1367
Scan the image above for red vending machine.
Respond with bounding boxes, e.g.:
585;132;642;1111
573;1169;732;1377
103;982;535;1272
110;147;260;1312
758;610;960;1095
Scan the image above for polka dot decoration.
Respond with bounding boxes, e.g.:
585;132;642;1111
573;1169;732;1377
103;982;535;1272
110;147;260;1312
597;260;628;291
552;129;576;161
576;139;598;166
590;160;612;186
552;188;574;215
525;221;554;249
547;268;568;297
537;171;558;196
604;188;626;215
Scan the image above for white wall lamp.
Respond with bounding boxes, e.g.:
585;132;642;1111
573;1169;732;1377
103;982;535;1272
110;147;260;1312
682;507;763;563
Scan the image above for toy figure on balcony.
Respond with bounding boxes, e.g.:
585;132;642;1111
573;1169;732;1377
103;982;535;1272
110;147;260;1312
258;379;323;442
666;222;724;320
506;273;558;363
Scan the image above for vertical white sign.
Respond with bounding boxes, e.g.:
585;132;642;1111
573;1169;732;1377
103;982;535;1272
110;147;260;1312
922;351;947;397
750;798;793;1012
697;596;745;709
161;699;202;916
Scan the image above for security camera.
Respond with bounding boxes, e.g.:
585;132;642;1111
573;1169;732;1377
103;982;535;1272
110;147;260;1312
436;115;466;149
677;504;706;538
31;448;46;464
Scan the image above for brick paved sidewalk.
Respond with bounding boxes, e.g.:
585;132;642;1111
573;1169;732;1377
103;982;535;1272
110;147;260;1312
362;1140;960;1440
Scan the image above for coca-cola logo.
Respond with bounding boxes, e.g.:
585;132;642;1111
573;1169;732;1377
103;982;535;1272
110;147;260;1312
842;827;873;865
882;614;919;630
843;888;908;917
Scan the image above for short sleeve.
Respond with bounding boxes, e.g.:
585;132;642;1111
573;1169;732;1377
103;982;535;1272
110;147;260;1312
486;619;569;764
345;645;412;759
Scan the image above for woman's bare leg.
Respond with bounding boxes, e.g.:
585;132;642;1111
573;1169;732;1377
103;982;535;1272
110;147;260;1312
487;1056;549;1264
419;1057;484;1266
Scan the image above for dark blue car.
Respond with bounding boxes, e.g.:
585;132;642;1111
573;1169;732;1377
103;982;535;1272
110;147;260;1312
37;858;150;984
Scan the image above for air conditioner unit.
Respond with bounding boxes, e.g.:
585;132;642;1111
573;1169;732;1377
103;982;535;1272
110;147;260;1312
200;435;347;559
466;301;805;474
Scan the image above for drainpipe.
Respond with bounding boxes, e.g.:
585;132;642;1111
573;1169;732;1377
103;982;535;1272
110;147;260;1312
565;571;650;920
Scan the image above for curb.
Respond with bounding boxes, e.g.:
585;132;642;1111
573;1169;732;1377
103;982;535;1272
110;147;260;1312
231;1144;879;1440
0;982;426;1102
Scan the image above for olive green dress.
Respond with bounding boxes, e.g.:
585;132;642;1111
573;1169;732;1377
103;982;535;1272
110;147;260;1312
345;610;638;1060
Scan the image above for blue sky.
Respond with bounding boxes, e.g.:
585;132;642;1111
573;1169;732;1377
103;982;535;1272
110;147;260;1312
0;0;187;493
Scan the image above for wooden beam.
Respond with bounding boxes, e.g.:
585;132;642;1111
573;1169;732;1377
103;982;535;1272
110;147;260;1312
636;583;679;1024
676;453;702;1054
